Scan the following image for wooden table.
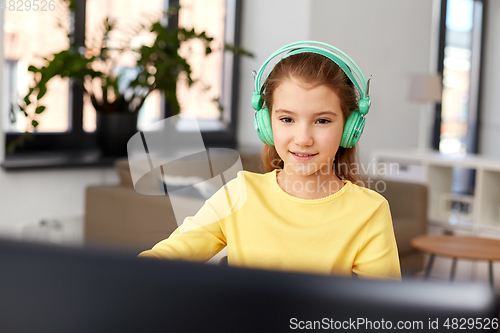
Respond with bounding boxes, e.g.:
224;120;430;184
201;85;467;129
411;235;500;287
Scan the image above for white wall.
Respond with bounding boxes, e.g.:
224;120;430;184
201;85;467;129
309;0;434;165
237;0;312;148
479;0;500;158
0;168;118;230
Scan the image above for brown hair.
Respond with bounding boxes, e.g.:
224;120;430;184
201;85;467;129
260;52;364;185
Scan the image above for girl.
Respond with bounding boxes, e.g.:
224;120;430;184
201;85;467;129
139;41;401;280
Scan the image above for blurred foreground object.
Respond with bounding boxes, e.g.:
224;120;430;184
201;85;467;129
0;238;497;332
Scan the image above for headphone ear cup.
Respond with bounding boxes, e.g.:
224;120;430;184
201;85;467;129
254;107;274;146
340;111;365;148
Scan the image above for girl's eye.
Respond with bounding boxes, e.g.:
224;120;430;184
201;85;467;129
279;117;331;124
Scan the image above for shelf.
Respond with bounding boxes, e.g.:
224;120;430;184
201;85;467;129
1;149;117;171
429;218;474;231
476;224;500;234
372;149;500;172
372;149;500;236
427;165;454;221
476;170;500;228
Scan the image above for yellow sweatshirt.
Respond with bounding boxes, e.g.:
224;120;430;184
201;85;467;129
139;170;401;280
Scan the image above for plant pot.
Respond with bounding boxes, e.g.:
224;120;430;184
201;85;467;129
96;112;138;157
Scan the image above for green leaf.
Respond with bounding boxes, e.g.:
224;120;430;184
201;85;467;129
23;95;31;106
28;65;40;73
37;86;47;100
19;106;28;117
224;44;254;57
31;120;39;128
35;106;46;114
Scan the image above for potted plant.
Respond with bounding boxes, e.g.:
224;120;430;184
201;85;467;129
10;2;251;156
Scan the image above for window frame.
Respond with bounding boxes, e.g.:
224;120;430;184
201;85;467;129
4;0;242;156
434;0;487;195
433;0;486;153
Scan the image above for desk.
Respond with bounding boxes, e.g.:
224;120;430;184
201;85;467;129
411;235;500;287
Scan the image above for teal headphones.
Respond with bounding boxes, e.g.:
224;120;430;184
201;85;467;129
252;41;371;148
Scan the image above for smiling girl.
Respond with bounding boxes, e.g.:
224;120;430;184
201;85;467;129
139;42;401;280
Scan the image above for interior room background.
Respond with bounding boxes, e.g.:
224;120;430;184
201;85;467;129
0;0;499;236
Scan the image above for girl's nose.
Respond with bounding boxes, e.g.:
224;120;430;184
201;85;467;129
293;125;313;147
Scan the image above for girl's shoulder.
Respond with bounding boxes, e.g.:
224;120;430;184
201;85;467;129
344;180;389;207
210;170;270;198
233;170;274;193
237;170;270;181
225;170;279;199
231;169;274;184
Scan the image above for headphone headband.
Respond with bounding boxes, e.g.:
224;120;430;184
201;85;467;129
254;41;370;102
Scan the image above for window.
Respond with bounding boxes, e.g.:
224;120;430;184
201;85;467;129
3;0;242;162
83;0;165;133
3;2;71;133
435;0;485;195
435;0;485;154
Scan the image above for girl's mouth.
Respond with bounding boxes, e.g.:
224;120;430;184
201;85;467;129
290;151;318;161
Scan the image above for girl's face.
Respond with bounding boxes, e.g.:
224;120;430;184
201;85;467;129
271;77;345;177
